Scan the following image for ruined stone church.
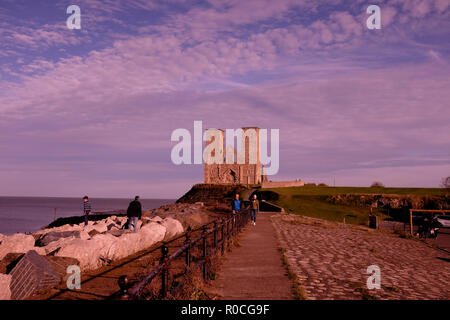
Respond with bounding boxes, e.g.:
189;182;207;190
203;127;267;185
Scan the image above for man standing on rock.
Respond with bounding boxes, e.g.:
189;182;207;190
83;196;92;226
127;196;142;233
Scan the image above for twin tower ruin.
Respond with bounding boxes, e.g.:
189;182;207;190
203;127;268;185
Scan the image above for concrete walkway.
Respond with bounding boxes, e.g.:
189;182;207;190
210;212;295;299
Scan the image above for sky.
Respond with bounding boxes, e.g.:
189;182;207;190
0;0;449;198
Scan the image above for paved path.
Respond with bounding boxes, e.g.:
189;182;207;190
272;214;450;300
210;212;295;300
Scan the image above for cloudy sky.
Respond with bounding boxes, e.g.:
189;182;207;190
0;0;449;198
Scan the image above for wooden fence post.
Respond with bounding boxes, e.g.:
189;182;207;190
213;221;218;248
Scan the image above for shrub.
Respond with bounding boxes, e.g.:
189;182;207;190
441;176;450;189
370;181;385;188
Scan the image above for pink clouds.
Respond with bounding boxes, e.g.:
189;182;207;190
0;0;449;196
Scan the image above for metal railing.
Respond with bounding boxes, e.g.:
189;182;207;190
117;209;250;299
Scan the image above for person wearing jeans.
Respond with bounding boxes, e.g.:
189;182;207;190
250;194;259;226
126;196;142;233
82;196;92;226
231;193;241;214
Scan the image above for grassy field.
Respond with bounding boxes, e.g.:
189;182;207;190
259;185;447;225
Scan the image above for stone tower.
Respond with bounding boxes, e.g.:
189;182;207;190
204;127;262;184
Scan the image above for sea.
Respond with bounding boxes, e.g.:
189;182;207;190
0;197;175;235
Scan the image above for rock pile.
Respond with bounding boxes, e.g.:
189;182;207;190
144;202;221;229
0;202;215;300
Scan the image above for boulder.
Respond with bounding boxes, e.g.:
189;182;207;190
84;223;108;235
44;256;80;283
139;222;166;250
108;229;129;237
106;223;118;231
55;234;116;270
9;250;61;300
0;274;12;300
41;236;79;255
160;218;184;240
150;216;163;223
88;229;101;238
0;253;24;274
0;234;35;260
35;231;81;247
105;233;141;261
80;230;90;240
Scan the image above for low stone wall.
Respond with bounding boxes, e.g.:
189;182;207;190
259;200;284;212
261;180;305;188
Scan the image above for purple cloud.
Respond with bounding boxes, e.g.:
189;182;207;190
0;0;449;197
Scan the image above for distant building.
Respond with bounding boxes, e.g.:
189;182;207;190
204;127;264;184
203;126;304;187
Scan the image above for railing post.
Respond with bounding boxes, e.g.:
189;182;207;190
160;245;169;299
118;275;130;300
232;214;235;236
185;226;191;267
202;225;207;280
227;218;230;249
213;221;218;249
221;220;225;255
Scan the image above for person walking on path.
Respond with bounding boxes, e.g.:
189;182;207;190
127;196;142;233
82;196;92;226
250;194;259;226
231;193;241;214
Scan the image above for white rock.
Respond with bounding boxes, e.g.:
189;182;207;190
160;218;184;240
92;233;118;261
106;233;141;261
116;217;128;223
83;223;108;234
139;223;166;249
42;236;78;255
55;235;115;270
0;233;35;260
37;216;179;272
80;230;90;240
33;247;47;256
150;216;163;223
0;274;12;300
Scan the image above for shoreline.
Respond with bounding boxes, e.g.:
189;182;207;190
0;198;176;236
41;210;127;230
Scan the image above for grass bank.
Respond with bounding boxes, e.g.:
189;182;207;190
259;185;446;225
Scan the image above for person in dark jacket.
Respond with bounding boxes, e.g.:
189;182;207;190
127;196;142;233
